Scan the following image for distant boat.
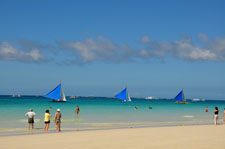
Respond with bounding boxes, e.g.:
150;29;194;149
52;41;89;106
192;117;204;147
192;98;200;101
145;96;154;100
69;96;77;99
174;89;188;104
192;98;205;102
114;87;131;102
12;94;21;98
45;82;67;102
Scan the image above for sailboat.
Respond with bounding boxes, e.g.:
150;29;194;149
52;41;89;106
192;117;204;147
45;82;67;102
174;89;188;104
114;87;131;102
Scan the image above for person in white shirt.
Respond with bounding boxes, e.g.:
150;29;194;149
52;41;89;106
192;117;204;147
25;109;36;130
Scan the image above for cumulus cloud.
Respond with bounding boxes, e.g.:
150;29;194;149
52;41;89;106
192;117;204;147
56;34;225;64
139;34;225;61
0;41;47;63
17;39;56;53
1;34;225;64
56;36;134;64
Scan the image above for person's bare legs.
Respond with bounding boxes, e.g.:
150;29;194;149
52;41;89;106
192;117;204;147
214;116;216;125
58;123;61;132
46;123;49;132
31;123;34;133
56;123;59;132
214;115;218;125
44;124;47;132
76;113;79;118
28;123;30;130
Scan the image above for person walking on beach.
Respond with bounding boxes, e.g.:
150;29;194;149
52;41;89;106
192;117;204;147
224;108;225;124
75;106;80;118
25;109;36;130
54;109;62;132
44;110;51;133
214;107;219;125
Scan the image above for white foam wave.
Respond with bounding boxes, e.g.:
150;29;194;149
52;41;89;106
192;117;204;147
183;115;194;118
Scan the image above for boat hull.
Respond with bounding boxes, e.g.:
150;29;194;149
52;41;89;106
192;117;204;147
175;101;190;104
51;99;66;102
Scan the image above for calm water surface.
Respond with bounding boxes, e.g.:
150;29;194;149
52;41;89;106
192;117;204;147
0;95;224;136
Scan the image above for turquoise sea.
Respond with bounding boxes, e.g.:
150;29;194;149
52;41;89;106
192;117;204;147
0;95;225;136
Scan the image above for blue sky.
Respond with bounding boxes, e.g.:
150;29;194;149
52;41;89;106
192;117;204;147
0;0;225;99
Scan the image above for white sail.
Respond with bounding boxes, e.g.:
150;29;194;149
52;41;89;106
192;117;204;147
60;85;67;101
127;92;131;102
126;87;131;102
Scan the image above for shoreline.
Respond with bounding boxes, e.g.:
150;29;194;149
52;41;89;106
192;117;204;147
0;122;218;137
1;124;225;149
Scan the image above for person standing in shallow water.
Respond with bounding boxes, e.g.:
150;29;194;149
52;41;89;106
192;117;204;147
205;107;208;112
75;106;80;118
44;110;51;133
25;109;36;130
54;109;62;132
214;107;219;125
224;108;225;124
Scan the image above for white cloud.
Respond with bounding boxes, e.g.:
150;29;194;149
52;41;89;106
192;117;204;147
56;36;134;64
0;41;47;62
139;34;225;61
198;33;209;42
1;34;225;64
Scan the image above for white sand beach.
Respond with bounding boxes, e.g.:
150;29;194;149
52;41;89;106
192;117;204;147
1;125;225;149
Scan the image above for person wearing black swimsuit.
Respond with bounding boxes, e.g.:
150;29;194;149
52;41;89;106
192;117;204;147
214;107;219;125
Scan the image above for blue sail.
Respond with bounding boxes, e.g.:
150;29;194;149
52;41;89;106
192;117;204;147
115;88;127;101
174;90;183;102
45;84;61;100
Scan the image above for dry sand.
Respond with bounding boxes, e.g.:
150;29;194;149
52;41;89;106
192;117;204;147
0;125;225;149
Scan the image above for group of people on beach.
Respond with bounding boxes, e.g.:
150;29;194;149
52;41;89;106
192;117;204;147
25;106;80;133
43;108;62;133
25;106;225;133
205;106;225;125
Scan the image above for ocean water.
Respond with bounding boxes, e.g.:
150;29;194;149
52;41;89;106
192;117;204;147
0;95;225;136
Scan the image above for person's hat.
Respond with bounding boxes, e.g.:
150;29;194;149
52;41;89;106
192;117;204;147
29;108;33;111
57;109;60;112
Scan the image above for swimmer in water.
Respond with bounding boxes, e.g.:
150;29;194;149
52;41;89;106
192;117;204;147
205;106;208;112
75;106;80;118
